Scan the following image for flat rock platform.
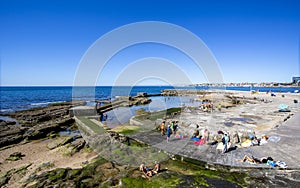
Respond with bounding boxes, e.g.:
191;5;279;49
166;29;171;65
130;111;300;169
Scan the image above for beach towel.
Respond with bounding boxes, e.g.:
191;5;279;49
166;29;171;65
241;139;252;147
216;142;224;150
194;138;206;145
268;136;281;143
191;137;200;142
175;135;186;139
216;142;231;150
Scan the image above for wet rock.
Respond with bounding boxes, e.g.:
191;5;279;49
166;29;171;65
1;101;85;148
24;117;75;140
5;152;25;161
10;101;85;126
0;120;26;148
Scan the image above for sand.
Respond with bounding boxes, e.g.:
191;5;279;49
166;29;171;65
0;139;97;188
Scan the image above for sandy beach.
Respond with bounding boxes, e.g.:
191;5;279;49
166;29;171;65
0;138;98;188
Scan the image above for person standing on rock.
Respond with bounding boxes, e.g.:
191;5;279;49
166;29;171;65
173;122;178;135
166;124;171;142
170;121;175;134
103;113;108;121
202;128;209;143
222;133;229;153
160;121;166;136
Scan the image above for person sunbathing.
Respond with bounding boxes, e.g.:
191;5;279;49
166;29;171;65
139;164;152;178
152;162;161;174
238;155;271;164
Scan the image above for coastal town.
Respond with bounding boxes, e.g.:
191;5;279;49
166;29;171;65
192;76;300;88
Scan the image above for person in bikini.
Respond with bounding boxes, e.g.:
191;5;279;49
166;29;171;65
139;164;153;178
238;155;272;164
152;162;161;174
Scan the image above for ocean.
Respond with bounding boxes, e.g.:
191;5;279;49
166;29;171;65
0;86;299;114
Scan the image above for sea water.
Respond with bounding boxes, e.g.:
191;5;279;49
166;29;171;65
1;86;299;126
1;86;298;113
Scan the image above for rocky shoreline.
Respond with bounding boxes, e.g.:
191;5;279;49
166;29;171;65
1;91;300;187
0;101;85;148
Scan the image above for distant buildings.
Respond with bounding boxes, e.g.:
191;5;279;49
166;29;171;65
192;77;300;87
292;77;300;86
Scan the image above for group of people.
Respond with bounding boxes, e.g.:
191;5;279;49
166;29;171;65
160;121;178;142
199;102;213;112
237;133;269;148
191;128;210;145
217;131;268;153
160;120;271;156
139;162;161;179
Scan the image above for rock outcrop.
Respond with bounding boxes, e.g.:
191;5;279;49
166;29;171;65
10;101;85;126
0;119;26;148
0;101;85;148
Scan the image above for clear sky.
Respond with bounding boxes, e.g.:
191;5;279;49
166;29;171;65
1;0;299;86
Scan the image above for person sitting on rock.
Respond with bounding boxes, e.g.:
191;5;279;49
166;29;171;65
192;129;200;138
259;135;268;145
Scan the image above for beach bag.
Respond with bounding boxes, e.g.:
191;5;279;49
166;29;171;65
276;161;288;168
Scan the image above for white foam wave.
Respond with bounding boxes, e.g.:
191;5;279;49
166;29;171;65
0;109;13;113
30;102;51;106
30;101;66;106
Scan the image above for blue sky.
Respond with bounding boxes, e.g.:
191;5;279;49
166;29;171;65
0;0;299;86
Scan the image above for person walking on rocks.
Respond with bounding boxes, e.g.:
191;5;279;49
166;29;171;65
222;133;229;153
166;124;172;142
